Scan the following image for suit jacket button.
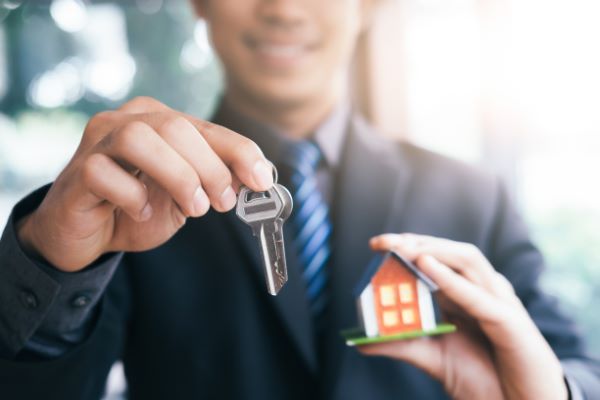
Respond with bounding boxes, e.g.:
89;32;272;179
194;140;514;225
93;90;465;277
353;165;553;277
71;294;91;308
20;290;38;310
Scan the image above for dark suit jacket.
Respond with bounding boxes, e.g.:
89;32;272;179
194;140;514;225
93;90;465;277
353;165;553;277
0;112;598;399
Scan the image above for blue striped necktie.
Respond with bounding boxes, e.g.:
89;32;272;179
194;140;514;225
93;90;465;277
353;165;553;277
281;140;332;329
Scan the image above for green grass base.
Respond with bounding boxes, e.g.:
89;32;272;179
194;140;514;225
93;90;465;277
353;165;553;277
341;323;457;346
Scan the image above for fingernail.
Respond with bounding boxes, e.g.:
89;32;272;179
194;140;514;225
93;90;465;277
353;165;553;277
140;203;153;221
193;187;210;216
220;186;237;210
253;160;274;189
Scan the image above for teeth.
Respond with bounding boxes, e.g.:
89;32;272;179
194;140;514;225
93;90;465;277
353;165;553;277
257;44;303;57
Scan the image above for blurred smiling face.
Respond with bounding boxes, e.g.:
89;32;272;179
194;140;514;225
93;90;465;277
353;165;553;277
193;0;369;109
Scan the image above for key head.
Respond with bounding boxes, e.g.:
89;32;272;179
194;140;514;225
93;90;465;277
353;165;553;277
236;186;284;228
274;184;293;221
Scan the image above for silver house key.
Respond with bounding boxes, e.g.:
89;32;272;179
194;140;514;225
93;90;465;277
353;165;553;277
236;165;293;295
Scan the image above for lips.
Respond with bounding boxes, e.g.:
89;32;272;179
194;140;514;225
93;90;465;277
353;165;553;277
243;34;318;68
255;43;306;58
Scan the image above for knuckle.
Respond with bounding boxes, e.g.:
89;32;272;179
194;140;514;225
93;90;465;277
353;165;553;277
463;243;481;259
157;116;192;138
171;164;199;194
81;153;108;187
84;111;116;144
125;185;147;211
196;119;215;135
495;272;516;293
126;96;161;110
162;115;190;130
399;233;414;242
235;137;262;159
435;277;451;292
398;233;419;248
203;163;233;191
86;111;115;132
111;121;152;154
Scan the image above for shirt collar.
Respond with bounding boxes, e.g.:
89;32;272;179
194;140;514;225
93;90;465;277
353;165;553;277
211;97;350;169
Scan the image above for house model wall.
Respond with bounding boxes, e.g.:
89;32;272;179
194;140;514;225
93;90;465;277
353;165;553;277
356;252;438;338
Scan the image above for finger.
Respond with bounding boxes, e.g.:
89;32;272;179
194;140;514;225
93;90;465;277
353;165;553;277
117;111;274;193
417;238;494;272
369;233;421;260
186;118;274;192
372;233;492;273
118;96;172;114
417;255;505;325
99;120;205;217
358;338;443;380
79;111;124;151
79;153;152;222
156;116;236;212
370;233;417;250
371;233;496;291
231;175;243;193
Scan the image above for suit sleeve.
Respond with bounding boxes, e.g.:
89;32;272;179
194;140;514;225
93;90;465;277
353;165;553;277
0;185;131;399
485;180;600;399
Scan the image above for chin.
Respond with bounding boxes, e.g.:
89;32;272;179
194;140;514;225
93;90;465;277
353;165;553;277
243;75;324;109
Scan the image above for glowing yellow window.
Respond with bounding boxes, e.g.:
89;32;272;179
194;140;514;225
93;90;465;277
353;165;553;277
398;283;414;304
379;285;396;306
382;311;399;327
401;309;415;324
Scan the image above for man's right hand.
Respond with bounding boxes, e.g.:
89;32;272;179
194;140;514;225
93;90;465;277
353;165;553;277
17;97;274;272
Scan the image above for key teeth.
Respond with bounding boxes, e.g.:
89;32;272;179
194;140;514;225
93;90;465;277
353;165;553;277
267;274;287;296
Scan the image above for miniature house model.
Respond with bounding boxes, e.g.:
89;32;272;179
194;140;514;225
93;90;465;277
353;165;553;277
355;251;439;338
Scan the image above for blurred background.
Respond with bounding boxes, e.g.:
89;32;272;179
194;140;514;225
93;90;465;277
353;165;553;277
0;0;599;397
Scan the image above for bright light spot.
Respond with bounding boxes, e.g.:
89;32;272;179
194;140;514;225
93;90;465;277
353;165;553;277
29;74;66;108
29;4;136;104
194;20;212;53
1;0;22;11
180;20;213;72
180;40;213;72
0;110;85;194
50;0;87;33
503;0;600;140
520;150;600;213
27;59;83;108
75;4;136;101
105;362;127;397
84;55;136;101
398;2;482;162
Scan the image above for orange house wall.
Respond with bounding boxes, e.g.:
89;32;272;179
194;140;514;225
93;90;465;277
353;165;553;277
372;256;422;335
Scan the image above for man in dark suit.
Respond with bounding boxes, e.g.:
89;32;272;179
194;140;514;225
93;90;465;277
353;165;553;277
0;0;599;399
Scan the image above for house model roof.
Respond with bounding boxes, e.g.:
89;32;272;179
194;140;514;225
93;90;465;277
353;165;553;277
353;251;439;297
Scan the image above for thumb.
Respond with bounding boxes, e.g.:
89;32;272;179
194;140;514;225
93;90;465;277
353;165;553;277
357;338;443;380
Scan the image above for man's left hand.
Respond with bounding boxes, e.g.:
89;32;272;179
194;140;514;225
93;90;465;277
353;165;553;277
360;233;568;400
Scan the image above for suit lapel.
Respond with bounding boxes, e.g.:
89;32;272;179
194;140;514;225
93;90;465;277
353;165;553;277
321;116;413;396
223;211;318;374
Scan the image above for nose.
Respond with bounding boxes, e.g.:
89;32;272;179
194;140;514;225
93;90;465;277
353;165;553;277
256;0;307;31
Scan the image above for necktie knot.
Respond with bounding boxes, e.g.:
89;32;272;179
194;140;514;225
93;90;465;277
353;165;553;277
280;140;322;180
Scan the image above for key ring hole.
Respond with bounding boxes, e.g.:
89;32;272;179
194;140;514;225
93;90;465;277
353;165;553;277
245;190;271;202
267;160;278;183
